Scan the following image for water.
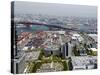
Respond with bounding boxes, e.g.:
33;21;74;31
16;24;97;35
31;25;49;31
16;25;49;35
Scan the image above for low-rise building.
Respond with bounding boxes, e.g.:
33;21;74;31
25;51;40;61
88;48;97;56
71;56;97;70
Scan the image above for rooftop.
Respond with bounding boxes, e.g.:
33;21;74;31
25;51;40;61
88;34;97;42
71;56;97;66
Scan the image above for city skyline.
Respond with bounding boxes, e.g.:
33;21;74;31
11;1;97;74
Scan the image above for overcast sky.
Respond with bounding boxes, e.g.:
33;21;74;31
14;1;97;17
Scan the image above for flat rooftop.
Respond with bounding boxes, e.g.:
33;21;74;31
88;34;97;42
71;56;97;66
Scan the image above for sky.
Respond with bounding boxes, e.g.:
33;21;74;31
14;1;97;17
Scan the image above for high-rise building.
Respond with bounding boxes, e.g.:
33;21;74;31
61;42;72;58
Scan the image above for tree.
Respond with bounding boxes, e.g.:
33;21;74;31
62;61;68;70
73;45;80;56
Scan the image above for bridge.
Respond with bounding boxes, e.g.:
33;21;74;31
16;21;78;31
